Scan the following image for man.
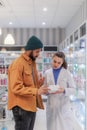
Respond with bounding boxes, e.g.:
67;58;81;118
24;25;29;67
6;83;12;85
8;36;49;130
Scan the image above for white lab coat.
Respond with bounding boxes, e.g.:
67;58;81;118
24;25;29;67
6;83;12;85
44;67;83;130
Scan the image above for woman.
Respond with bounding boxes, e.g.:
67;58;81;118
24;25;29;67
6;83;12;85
44;52;82;130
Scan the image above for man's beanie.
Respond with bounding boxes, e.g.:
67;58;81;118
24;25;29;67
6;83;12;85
25;36;43;50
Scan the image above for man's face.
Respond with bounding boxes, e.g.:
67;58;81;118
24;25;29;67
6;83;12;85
30;48;42;61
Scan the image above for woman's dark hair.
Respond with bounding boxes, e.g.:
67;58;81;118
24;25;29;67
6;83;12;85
52;51;67;69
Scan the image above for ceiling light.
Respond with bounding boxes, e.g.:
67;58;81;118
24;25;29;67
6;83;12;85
4;34;15;45
43;8;47;12
42;22;46;25
9;22;13;25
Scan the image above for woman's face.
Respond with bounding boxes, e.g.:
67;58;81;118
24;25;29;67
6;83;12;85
52;55;63;69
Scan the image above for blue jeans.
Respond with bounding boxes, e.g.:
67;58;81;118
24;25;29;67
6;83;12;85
12;106;36;130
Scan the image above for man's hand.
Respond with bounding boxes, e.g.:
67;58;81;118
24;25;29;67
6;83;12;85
38;86;49;95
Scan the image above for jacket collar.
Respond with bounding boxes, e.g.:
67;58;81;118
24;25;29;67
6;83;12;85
22;53;33;64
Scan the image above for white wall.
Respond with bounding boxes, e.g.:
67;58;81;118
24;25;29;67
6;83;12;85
59;28;66;43
65;0;87;37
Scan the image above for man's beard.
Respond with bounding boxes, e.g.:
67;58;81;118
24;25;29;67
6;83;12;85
29;51;36;61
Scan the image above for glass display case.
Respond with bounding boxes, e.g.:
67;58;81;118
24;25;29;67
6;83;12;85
63;37;86;130
72;37;85;129
59;21;87;130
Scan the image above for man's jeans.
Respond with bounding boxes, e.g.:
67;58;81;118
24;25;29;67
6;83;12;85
12;106;36;130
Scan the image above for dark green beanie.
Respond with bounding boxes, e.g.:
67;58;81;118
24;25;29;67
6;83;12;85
25;36;43;50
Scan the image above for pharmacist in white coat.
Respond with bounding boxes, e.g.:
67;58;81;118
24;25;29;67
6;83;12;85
44;52;83;130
